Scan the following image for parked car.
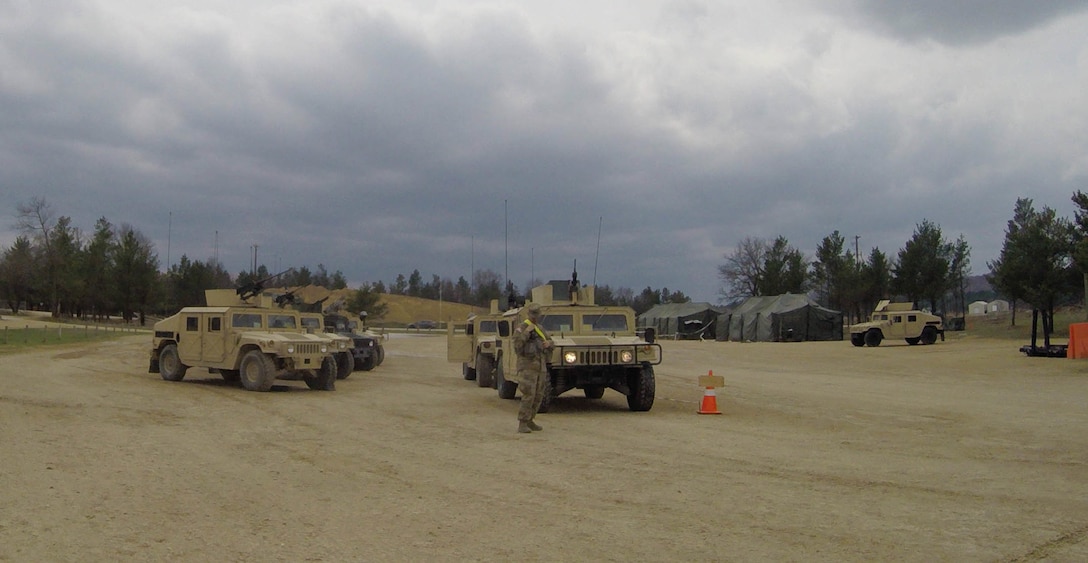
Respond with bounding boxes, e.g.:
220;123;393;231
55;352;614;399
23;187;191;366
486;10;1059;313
407;320;438;330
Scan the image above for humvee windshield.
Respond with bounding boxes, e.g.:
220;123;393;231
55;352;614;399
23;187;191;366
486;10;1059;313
301;317;321;330
233;313;262;328
269;314;296;329
585;314;628;331
479;320;497;333
540;314;573;332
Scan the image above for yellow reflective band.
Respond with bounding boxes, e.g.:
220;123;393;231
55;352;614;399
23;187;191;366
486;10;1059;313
523;319;547;340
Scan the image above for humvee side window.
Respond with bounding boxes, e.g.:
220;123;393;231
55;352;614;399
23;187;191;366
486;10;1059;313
233;313;262;328
185;316;199;331
269;314;296;329
586;314;628;331
908;314;917;322
892;315;902;323
541;314;573;332
498;321;510;337
209;317;222;332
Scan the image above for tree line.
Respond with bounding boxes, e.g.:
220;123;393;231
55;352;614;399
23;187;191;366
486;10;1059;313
16;193;1080;328
373;268;689;316
0;198;691;322
987;194;1088;340
720;192;1088;332
718;220;971;324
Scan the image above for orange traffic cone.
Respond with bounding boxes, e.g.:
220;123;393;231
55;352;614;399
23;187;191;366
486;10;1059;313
698;387;721;414
698;370;722;415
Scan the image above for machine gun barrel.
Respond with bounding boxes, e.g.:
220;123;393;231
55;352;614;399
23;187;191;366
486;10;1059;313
236;267;294;301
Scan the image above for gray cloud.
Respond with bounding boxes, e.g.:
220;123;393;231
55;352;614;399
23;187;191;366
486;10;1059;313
2;1;1087;303
838;0;1088;45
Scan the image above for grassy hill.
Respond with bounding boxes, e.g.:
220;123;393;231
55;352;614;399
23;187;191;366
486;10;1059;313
289;286;485;328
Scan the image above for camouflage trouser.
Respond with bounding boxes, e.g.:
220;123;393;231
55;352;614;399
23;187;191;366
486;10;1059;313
517;365;547;422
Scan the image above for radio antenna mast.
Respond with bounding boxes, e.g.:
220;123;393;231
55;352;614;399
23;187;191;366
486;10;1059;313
504;199;508;293
592;216;602;286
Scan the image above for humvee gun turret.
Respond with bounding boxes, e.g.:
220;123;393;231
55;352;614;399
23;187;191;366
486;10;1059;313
148;286;344;392
448;275;662;412
849;300;945;347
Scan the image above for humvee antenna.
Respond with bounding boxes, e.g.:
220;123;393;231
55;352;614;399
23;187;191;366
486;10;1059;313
504;199;508;295
593;216;602;286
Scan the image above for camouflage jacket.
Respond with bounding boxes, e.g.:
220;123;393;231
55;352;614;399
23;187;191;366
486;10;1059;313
514;319;550;371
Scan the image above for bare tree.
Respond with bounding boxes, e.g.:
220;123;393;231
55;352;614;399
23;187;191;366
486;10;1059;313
16;197;59;316
718;237;766;302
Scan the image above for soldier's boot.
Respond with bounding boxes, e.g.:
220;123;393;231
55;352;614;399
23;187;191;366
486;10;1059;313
526;420;543;431
517;421;533;433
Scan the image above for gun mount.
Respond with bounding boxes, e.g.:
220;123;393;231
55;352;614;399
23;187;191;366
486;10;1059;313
236;268;294;302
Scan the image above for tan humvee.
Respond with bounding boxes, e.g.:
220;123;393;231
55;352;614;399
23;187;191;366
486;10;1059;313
148;289;344;392
448;276;662;412
447;300;510;388
849;300;945;347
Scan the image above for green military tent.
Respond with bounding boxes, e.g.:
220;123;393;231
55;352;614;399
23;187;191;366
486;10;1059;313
638;302;724;340
715;294;842;342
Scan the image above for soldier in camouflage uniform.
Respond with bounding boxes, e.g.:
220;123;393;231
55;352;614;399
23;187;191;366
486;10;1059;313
514;302;552;433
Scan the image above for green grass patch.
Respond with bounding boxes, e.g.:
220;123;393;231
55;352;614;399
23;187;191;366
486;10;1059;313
0;323;146;353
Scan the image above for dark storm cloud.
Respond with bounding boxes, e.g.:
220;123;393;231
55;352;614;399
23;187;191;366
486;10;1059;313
2;1;1087;303
839;0;1088;45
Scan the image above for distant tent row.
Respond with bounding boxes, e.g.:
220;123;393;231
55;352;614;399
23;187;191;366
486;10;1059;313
637;302;724;340
714;294;843;342
635;295;844;343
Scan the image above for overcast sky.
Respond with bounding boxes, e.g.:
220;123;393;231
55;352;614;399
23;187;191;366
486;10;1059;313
3;0;1087;303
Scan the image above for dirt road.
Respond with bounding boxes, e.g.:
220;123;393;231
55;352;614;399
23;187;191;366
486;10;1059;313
1;330;1086;561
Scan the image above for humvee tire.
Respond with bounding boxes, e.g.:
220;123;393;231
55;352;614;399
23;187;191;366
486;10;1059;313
583;385;605;399
497;362;517;400
920;326;938;345
627;364;655;412
906;337;920;345
463;360;476;381
159;344;187;382
864;329;883;347
306;356;337;391
850;333;865;347
335;352;354;380
476;352;494;388
239;350;276;392
359;353;377;372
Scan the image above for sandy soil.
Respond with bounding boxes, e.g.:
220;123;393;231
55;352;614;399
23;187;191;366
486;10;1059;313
1;326;1086;562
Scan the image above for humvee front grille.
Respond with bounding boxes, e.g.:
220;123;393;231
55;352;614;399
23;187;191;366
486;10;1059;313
579;349;625;365
294;343;322;355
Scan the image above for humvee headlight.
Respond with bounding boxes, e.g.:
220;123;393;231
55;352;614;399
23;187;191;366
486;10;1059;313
287;345;295;354
338;341;347;350
620;350;634;363
564;351;578;364
321;344;329;353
